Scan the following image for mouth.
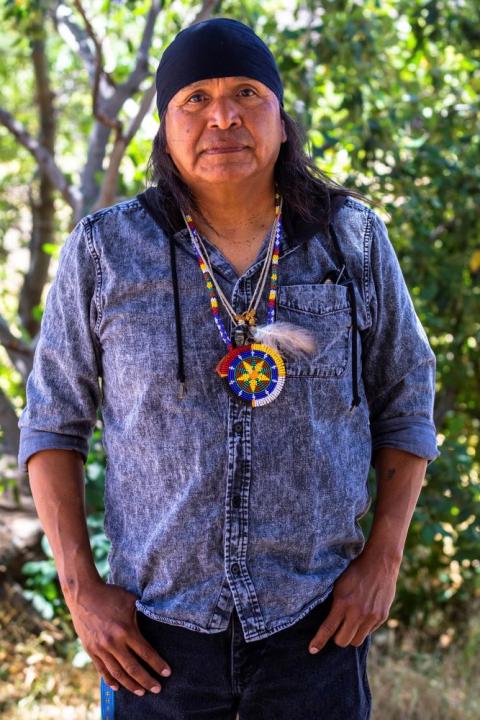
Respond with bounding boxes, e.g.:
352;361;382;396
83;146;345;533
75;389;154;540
202;146;249;155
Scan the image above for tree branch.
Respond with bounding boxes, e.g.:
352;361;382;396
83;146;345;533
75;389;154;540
18;28;57;338
72;0;122;136
116;0;164;99
79;0;164;211
193;0;221;23
0;316;34;382
94;82;157;210
51;2;116;91
0;386;21;458
0;107;82;218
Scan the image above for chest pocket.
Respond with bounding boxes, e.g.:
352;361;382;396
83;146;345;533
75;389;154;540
276;283;352;377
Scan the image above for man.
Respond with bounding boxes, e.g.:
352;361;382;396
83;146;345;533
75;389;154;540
18;18;440;720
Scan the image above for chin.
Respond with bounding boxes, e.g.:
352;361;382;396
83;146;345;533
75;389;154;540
198;166;258;184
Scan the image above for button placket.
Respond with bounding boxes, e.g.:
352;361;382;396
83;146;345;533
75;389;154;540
222;278;264;636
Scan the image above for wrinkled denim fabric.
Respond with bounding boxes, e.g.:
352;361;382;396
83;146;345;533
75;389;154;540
18;194;440;642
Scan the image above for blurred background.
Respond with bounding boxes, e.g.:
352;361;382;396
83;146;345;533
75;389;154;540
0;0;479;718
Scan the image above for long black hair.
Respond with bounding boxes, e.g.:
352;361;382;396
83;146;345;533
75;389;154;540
144;106;385;234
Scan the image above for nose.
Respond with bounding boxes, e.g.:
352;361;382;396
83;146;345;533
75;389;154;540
207;96;241;130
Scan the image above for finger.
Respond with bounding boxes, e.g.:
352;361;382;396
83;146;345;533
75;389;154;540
102;649;162;695
308;605;345;653
351;608;389;643
129;611;172;679
127;634;172;680
331;618;363;648
350;626;373;647
92;654;119;691
368;614;389;635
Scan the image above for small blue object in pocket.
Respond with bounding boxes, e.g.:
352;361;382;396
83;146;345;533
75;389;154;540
100;676;115;719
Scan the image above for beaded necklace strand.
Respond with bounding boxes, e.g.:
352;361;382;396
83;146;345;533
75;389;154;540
183;192;282;351
182;192;316;407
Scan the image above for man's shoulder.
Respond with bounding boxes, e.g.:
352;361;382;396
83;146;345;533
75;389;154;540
331;194;376;256
334;194;375;223
83;196;146;229
79;192;173;259
83;188;182;239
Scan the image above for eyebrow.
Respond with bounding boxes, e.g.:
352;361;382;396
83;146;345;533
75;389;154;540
180;78;260;93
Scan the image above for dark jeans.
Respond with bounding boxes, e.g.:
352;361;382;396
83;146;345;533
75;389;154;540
100;591;372;719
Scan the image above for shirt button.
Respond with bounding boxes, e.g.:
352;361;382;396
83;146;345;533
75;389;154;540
233;421;243;434
232;495;241;508
231;562;240;575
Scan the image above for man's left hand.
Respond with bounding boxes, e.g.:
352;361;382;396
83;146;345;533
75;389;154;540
308;549;400;652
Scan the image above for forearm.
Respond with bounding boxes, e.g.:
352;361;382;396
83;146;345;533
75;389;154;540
27;448;102;604
363;446;428;567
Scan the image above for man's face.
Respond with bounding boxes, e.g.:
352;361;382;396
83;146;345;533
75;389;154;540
164;76;287;190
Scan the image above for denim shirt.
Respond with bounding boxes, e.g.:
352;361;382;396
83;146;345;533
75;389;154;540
18;192;440;642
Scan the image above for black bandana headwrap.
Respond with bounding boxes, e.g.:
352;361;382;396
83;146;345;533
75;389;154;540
155;18;284;118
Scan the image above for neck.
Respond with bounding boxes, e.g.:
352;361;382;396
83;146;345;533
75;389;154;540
190;178;276;241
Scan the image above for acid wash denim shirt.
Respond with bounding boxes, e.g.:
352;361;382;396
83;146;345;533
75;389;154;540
18;191;441;642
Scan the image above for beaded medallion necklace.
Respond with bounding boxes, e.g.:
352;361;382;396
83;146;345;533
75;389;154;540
182;192;316;407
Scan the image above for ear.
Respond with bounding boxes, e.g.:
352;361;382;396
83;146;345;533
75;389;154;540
281;118;287;143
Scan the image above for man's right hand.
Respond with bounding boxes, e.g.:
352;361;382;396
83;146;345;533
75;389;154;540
66;580;172;695
25;450;171;695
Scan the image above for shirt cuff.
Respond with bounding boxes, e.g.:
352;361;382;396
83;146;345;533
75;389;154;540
18;428;89;474
370;415;441;469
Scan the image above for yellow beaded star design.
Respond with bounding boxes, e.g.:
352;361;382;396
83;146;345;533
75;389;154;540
237;357;270;393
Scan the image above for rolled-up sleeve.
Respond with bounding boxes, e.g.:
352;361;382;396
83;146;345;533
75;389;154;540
17;219;102;474
362;211;441;468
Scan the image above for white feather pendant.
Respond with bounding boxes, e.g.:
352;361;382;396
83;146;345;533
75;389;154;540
250;321;317;359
